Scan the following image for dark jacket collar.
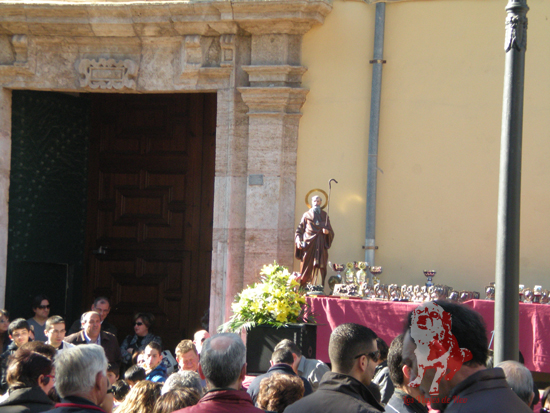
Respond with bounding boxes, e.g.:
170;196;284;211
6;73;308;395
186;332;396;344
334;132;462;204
319;372;384;412
266;363;296;375
77;330;112;343
60;395;99;406
448;368;507;400
1;386;54;406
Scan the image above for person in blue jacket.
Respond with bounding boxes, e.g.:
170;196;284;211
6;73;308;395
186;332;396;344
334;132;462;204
144;342;167;383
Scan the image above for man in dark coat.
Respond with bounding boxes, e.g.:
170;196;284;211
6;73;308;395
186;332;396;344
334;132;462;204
64;312;121;369
47;345;110;413
67;297;117;337
247;347;312;404
402;300;532;413
284;323;384;413
0;348;55;413
174;333;264;413
295;195;334;287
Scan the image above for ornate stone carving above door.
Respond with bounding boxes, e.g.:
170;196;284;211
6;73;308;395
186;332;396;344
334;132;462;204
78;58;138;90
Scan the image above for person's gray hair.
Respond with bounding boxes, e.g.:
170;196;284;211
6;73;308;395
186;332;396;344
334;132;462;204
80;311;100;325
54;344;108;398
161;370;203;396
496;360;534;405
200;333;245;388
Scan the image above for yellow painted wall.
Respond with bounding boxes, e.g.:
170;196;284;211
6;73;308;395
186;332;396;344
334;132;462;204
297;0;550;296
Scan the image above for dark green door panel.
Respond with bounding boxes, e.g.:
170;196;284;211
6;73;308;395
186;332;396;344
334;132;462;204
7;91;90;322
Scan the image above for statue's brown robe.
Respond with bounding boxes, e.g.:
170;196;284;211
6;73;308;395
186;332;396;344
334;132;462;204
295;208;334;287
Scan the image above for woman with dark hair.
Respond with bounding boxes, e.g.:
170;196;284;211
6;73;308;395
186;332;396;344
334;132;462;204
0;348;55;412
120;313;162;366
0;310;11;353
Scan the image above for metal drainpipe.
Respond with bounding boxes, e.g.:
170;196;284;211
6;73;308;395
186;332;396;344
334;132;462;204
364;2;386;272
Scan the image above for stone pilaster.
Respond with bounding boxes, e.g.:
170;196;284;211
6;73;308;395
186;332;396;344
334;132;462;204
239;82;308;287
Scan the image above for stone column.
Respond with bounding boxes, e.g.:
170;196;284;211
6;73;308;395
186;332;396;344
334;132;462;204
238;32;309;288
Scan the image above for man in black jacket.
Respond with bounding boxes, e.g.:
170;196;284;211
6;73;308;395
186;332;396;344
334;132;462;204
247;347;312;404
64;312;121;370
284;323;383;413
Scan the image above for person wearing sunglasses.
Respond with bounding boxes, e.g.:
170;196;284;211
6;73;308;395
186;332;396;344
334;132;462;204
285;323;384;413
120;312;162;366
26;294;50;343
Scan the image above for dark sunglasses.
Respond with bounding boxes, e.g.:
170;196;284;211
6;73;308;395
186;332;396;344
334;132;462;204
37;305;50;310
134;322;143;326
354;350;380;363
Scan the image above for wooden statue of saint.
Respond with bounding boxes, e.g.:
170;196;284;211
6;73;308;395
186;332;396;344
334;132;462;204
295;195;335;287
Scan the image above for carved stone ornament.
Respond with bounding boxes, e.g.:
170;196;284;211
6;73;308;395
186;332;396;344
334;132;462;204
78;58;138;90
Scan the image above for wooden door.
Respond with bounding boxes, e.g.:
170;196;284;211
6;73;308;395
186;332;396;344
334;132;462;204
84;93;216;353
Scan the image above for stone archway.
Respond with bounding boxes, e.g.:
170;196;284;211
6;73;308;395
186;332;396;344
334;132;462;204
0;0;332;330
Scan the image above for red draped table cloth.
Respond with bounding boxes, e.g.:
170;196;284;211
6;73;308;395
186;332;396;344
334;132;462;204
307;296;550;373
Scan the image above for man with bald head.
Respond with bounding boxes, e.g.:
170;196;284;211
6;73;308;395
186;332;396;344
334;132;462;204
193;330;210;354
174;333;263;413
295;195;334;287
65;311;122;369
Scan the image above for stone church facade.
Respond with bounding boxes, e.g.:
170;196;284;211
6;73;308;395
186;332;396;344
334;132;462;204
0;0;332;331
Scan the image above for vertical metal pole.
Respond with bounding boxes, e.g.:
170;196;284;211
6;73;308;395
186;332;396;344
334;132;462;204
494;0;529;366
365;2;386;270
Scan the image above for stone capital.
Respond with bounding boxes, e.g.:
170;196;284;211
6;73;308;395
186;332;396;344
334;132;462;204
238;87;309;115
243;65;307;87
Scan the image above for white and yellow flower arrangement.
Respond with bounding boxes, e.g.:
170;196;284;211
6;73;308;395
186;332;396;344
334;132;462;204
219;262;312;332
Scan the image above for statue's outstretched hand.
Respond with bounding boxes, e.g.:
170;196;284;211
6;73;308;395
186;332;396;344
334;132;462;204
322;228;329;234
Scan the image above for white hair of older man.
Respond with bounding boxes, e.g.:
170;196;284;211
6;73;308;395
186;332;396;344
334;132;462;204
496;360;534;406
161;370;203;396
54;344;108;398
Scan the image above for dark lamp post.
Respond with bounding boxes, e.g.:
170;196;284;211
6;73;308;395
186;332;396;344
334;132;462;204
494;0;529;366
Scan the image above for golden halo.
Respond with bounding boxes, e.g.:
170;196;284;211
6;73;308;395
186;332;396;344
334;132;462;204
305;189;328;209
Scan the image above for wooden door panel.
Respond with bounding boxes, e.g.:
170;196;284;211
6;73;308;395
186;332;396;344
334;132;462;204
85;93;216;351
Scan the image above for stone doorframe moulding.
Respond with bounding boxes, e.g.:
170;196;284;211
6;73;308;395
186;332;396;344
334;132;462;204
0;0;332;331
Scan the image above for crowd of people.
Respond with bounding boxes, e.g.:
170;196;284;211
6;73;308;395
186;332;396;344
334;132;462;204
0;295;547;413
